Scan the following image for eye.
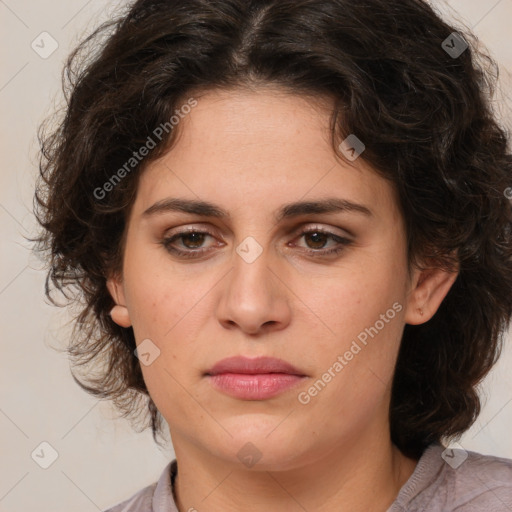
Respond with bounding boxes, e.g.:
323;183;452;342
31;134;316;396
160;226;353;259
290;227;353;257
161;228;218;259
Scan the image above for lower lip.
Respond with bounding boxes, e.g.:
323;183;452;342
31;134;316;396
207;373;305;400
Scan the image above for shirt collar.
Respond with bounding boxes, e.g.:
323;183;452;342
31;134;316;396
152;459;179;512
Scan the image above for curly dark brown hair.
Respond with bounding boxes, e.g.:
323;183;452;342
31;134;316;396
32;0;512;460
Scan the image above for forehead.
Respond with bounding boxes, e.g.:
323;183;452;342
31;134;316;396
177;86;335;157
131;87;401;225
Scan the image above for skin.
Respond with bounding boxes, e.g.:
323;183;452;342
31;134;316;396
107;86;458;512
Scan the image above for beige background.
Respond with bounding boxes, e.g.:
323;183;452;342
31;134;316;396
1;1;511;510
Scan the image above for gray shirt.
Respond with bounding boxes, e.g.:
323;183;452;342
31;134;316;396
104;443;512;511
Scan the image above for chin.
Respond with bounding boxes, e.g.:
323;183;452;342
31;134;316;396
211;423;309;470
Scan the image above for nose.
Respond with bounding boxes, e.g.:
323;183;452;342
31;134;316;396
215;243;292;336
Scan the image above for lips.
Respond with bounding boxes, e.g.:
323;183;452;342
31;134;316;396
206;356;305;376
205;356;307;400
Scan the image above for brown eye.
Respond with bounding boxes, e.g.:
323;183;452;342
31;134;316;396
292;228;353;257
179;232;207;249
161;230;217;258
303;231;330;250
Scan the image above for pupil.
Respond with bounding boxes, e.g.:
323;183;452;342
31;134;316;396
307;232;326;249
184;233;204;248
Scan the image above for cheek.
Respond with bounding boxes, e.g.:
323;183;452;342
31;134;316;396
297;268;407;408
302;265;404;340
122;242;189;336
123;263;220;386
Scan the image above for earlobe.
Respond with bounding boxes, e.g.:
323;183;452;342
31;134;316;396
404;263;459;326
106;276;132;328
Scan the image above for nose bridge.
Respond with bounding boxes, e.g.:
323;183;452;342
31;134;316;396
215;233;291;334
230;235;275;308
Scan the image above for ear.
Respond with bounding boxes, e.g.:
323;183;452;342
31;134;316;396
404;261;459;326
106;274;132;328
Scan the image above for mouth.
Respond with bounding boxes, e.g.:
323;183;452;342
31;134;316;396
205;356;307;400
205;355;305;376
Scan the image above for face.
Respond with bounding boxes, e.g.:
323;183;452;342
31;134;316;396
107;87;456;470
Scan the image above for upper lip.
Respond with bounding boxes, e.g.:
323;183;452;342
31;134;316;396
206;356;305;376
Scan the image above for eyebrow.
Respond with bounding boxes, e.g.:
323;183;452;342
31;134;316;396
142;197;373;221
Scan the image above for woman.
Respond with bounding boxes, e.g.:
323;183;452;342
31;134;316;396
33;0;512;510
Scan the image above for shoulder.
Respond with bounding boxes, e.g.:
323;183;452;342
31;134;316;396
446;447;512;510
102;460;178;512
103;483;156;512
391;443;512;512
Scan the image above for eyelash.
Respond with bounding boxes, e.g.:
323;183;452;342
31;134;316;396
160;227;352;259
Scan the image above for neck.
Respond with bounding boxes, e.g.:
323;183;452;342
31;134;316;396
171;431;418;512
